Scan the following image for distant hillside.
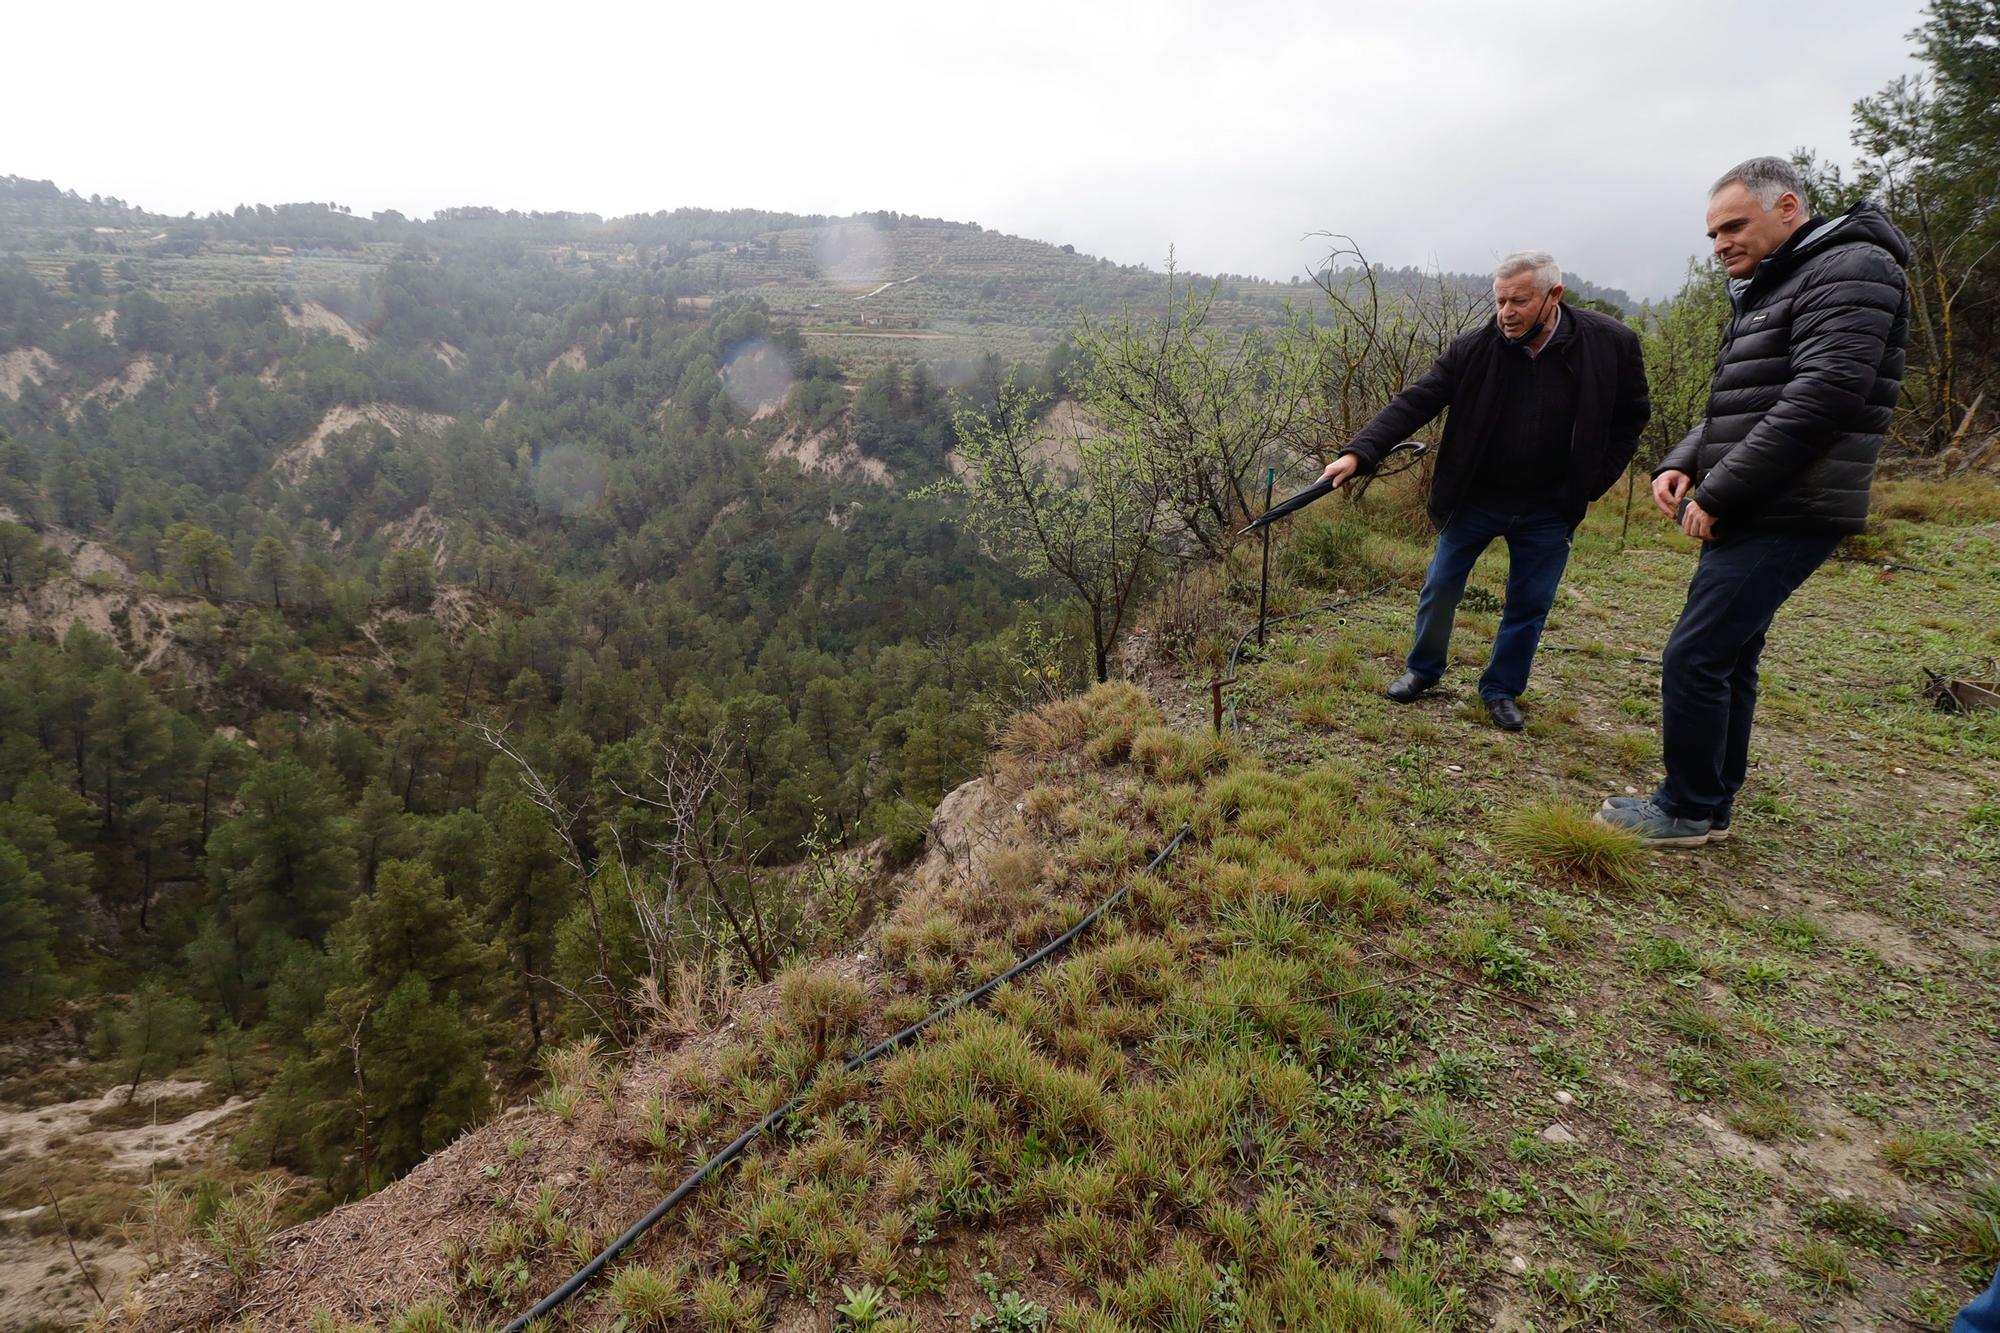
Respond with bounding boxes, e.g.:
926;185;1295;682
1;175;1636;378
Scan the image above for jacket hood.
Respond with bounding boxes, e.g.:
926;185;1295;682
1738;199;1911;298
1795;197;1912;267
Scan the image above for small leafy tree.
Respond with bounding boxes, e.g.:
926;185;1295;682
1814;0;2000;452
1301;236;1489;481
1071;260;1314;560
930;382;1162;682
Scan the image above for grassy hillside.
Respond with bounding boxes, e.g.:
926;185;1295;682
111;469;2000;1332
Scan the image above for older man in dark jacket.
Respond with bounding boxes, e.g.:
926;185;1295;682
1321;251;1650;730
1597;156;1910;845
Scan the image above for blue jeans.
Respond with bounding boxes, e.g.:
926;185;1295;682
1654;529;1840;822
1408;504;1574;702
1958;1265;2000;1333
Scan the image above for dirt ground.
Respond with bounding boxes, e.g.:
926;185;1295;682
0;1079;250;1332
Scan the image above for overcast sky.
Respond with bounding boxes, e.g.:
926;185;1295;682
6;0;1925;300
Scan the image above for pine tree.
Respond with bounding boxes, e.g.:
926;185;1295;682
205;758;356;947
481;799;573;1051
248;535;294;609
94;982;205;1101
0;841;56;1015
300;860;500;1189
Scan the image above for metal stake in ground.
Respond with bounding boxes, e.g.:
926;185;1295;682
1256;467;1275;648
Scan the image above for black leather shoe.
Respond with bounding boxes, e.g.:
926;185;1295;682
1485;696;1525;731
1385;671;1438;704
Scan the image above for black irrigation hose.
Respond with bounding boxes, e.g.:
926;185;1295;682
501;825;1192;1333
1224;582;1401;739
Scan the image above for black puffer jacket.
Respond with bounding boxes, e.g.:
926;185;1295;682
1342;305;1650;528
1657;200;1910;534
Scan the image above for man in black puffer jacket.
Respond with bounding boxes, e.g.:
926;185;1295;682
1319;251;1650;731
1597;156;1910;846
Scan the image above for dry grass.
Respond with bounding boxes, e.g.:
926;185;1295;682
1493;799;1644;885
1873;472;2000;524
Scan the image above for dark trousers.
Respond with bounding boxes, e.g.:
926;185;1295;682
1957;1265;2000;1333
1653;529;1840;822
1408;504;1573;702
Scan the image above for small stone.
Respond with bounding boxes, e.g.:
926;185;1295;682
1553;1090;1574;1106
1539;1123;1578;1144
1624;784;1639;794
1510;1254;1528;1273
1892;767;1907;776
1446;764;1463;773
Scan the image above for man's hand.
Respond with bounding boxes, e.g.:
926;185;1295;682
1652;468;1691;517
1320;454;1362;489
1680;498;1716;541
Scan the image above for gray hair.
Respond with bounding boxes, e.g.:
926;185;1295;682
1494;250;1562;294
1710;156;1809;209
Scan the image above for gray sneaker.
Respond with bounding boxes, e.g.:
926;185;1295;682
1602;796;1729;841
1592;799;1712;847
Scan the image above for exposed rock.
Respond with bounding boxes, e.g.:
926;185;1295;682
0;347;56;400
281;300;370;350
375;503;452;571
65;353;158;419
272;404;457;485
767;426;892;487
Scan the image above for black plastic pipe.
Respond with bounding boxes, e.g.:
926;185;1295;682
501;825;1191;1332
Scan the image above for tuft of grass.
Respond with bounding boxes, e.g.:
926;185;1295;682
537;1039;604;1123
1494;800;1643;885
1882;1126;1980;1180
385;1302;464;1333
1802;1196;1904;1255
1633;1265;1723;1329
691;1272;765;1333
1665;1047;1728;1102
1934;1177;2000;1271
1560;1187;1638;1263
1765;912;1828;953
1779;1236;1859;1297
1727;1089;1808;1142
1659;999;1730;1050
610;1263;687;1329
1404;1095;1481;1182
1634;935;1702;976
